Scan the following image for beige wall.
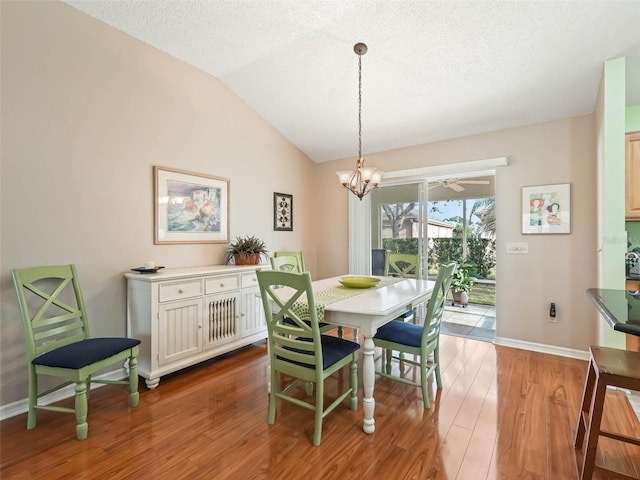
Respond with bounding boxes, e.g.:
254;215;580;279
317;115;599;351
0;1;317;406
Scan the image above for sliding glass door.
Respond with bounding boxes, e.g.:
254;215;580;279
369;181;428;277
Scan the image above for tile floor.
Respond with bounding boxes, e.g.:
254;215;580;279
440;303;496;342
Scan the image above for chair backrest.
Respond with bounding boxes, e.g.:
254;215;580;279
270;255;302;273
372;249;386;276
421;262;457;347
384;253;421;278
11;264;90;362
256;270;323;371
273;251;306;272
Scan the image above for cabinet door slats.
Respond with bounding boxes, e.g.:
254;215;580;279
208;296;238;344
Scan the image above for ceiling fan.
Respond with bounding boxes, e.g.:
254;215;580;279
428;178;490;192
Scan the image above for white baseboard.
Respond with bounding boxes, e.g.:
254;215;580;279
494;336;590;361
0;369;127;421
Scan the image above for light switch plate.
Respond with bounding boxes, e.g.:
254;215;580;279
506;242;529;254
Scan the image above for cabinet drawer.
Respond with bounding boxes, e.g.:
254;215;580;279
241;272;259;289
205;275;239;294
158;280;203;303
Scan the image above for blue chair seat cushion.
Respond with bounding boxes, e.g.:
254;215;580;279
33;337;141;369
283;316;332;331
279;335;360;370
396;308;416;320
374;321;423;348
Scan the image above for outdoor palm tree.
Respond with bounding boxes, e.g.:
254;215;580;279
471;197;495;238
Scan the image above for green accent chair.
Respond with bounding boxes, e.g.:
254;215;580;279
270;255;302;273
373;262;456;409
273;251;306;272
385;253;421;322
256;269;359;446
11;264;140;440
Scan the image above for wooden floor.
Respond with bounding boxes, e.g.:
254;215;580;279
2;334;639;479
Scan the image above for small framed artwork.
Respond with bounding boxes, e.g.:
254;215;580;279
154;166;230;244
521;183;570;234
273;192;293;231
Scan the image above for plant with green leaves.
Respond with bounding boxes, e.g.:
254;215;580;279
225;235;268;265
450;261;477;294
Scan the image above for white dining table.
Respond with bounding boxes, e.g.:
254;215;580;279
308;276;435;434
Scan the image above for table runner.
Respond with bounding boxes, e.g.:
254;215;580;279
291;276;403;322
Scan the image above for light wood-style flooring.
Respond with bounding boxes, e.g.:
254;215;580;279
1;334;639;479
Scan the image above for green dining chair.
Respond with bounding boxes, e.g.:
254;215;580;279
11;264;140;440
270;255;302;273
271;255;343;337
373;262;456;409
385;253;421;323
273;251;306;272
256;269;359;446
384;253;421;279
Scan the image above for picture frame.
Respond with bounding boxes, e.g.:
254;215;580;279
521;183;570;234
273;192;293;231
154;166;230;244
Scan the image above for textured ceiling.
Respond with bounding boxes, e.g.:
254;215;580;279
63;0;640;163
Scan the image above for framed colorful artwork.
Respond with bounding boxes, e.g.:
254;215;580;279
521;183;570;234
154;166;230;244
273;192;293;231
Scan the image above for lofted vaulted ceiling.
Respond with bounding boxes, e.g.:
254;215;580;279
63;0;640;163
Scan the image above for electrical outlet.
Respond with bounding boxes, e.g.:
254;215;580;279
548;302;557;323
506;242;529;254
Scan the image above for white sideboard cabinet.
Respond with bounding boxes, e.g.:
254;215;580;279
125;265;268;389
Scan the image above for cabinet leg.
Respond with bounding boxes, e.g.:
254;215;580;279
145;377;160;389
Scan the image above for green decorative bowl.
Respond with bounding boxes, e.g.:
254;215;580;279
339;276;381;289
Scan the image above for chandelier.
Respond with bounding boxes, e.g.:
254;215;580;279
336;42;383;200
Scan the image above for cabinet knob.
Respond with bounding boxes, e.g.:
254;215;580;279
178;289;185;293
220;283;225;287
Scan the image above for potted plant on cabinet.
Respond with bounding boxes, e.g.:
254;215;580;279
225;235;268;265
450;261;477;307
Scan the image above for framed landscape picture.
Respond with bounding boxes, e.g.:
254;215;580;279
521;183;570;234
154;166;230;244
273;192;293;231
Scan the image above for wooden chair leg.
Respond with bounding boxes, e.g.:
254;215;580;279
268;371;277;425
350;360;358;410
85;376;91;401
129;355;139;407
420;354;430;409
580;377;607;480
27;369;37;430
434;347;442;389
74;381;89;440
313;380;324;446
574;359;596;448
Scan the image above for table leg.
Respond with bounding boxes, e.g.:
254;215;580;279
362;335;375;434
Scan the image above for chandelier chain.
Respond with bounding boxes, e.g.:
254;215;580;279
358;53;362;160
335;42;382;200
